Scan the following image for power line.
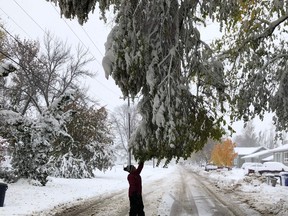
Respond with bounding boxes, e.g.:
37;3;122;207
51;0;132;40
81;26;104;57
13;0;95;64
48;2;104;57
48;3;121;98
4;1;122;104
49;3;103;65
0;7;32;39
0;49;19;68
1;23;121;106
0;25;48;67
13;0;46;33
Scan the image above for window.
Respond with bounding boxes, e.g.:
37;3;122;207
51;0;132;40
275;153;281;162
284;152;288;163
233;158;238;166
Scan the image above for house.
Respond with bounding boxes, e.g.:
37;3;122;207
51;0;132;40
233;146;267;168
241;149;273;163
270;144;288;166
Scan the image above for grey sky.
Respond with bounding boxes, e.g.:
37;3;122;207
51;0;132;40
0;0;124;111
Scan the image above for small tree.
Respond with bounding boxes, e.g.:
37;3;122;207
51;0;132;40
210;138;237;167
49;102;114;178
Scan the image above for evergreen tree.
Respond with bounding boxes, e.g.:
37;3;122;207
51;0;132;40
103;1;226;164
234;121;260;147
0;91;75;185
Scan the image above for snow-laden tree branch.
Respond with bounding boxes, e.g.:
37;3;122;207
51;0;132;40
0;62;17;77
47;0;288;162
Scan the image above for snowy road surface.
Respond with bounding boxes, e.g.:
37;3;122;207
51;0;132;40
169;167;234;215
52;166;259;216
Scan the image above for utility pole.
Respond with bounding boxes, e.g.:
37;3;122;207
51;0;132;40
120;95;132;166
127;96;131;166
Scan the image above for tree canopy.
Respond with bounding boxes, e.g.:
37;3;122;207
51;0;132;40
48;0;288;163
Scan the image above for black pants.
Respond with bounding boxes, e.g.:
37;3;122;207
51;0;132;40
129;194;145;216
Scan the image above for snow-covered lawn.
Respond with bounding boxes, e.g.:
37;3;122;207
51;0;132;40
0;163;288;215
0;164;176;215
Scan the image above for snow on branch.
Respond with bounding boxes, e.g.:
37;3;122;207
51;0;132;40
0;110;23;125
0;62;17;78
254;13;288;40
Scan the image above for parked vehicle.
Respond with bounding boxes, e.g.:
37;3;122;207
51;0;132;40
241;162;262;170
246;162;288;175
258;162;288;175
204;164;217;171
243;163;264;175
217;166;232;171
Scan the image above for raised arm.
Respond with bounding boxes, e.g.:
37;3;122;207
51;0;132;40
135;161;144;175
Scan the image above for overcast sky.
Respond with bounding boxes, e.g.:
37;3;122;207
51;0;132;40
0;0;124;112
0;0;274;137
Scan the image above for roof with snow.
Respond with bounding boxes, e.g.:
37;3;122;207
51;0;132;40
262;155;274;161
241;144;288;159
241;149;272;159
270;144;288;153
234;147;267;156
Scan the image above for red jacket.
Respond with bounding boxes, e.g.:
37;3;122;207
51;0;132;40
127;162;144;197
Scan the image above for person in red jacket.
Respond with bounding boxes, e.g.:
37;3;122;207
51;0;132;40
124;162;145;216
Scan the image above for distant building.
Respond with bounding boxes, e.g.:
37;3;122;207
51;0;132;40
234;147;267;168
270;144;288;166
241;149;273;163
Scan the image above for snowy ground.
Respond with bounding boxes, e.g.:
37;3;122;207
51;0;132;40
0;162;178;216
194;166;288;216
0;162;288;215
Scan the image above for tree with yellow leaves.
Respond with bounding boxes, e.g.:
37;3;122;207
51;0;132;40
210;138;237;167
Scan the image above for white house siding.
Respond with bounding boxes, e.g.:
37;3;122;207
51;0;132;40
234;147;267;168
271;144;288;166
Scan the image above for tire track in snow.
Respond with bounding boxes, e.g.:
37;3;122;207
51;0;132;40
50;177;171;216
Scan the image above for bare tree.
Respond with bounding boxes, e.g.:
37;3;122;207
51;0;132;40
2;31;95;115
191;139;217;165
110;103;141;163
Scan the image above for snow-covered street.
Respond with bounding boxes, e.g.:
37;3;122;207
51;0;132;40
1;163;288;215
51;166;254;216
